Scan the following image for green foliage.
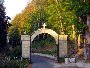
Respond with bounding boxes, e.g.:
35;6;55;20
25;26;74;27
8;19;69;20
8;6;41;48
11;45;21;59
0;60;20;68
9;26;20;39
10;0;90;43
29;0;89;40
59;57;65;63
32;34;56;48
0;3;10;48
46;1;75;34
5;45;21;60
0;59;29;68
32;34;56;55
8;26;21;46
29;8;48;33
41;50;56;55
71;0;90;16
19;59;29;68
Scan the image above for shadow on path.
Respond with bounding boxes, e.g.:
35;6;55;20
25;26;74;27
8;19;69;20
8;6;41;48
31;55;54;68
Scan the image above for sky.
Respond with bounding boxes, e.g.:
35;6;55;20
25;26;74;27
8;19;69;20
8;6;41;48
4;0;31;19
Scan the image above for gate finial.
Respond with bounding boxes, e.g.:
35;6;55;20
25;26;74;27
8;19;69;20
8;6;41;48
43;23;46;29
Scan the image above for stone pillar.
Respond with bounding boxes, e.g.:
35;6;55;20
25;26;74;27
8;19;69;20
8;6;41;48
59;35;68;57
21;35;30;59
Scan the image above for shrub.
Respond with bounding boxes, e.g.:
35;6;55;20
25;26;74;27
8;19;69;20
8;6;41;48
59;57;65;63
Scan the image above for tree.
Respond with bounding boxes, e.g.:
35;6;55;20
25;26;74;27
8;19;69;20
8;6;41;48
8;26;20;47
0;3;10;49
10;0;90;44
10;2;35;35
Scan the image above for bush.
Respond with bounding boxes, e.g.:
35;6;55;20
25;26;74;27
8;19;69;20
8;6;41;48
41;50;56;55
5;45;22;60
19;58;29;68
0;60;20;68
59;57;65;63
0;59;29;68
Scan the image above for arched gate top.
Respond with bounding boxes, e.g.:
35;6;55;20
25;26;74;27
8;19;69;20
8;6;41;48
31;28;58;44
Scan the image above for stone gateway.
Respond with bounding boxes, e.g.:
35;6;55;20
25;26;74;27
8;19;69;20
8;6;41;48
21;25;68;61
